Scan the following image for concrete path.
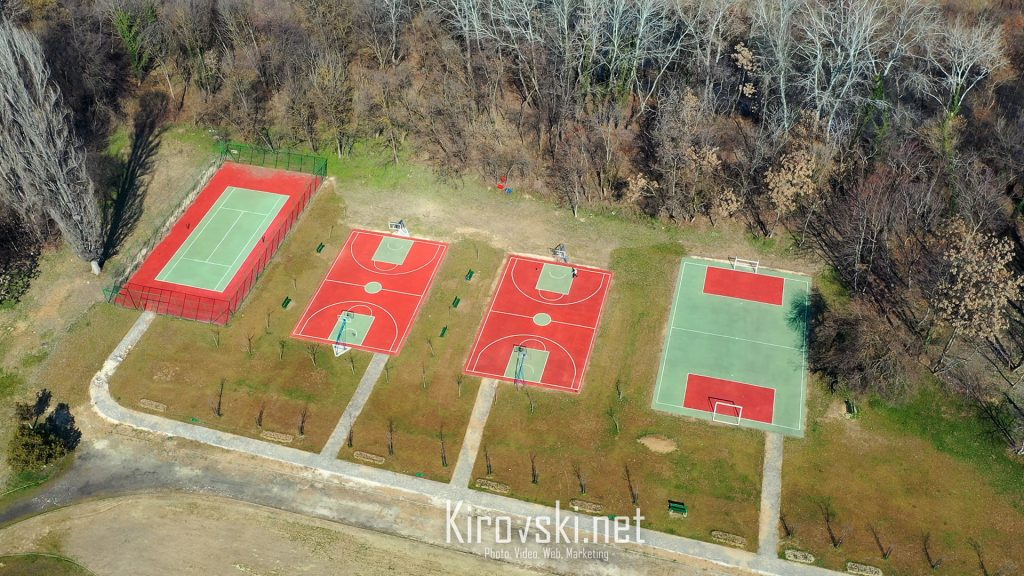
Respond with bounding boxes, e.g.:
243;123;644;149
320;352;389;457
450;378;497;488
758;432;785;557
89;312;841;576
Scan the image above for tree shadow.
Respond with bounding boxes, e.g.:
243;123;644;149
787;289;823;354
102;91;168;263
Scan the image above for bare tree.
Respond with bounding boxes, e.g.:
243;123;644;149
387;419;395;456
818;499;844;548
918;18;1004;120
298;404;309;436
922;532;943;570
0;18;104;273
571;461;586;494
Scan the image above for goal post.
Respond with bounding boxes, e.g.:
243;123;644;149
729;257;759;273
711;401;743;425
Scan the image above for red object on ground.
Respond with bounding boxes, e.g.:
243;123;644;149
702;266;785;305
682;374;775;423
114;162;322;324
464;255;612;393
291;230;448;355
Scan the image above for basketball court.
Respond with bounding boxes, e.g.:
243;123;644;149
291;229;448;355
652;257;810;436
464;255;612;393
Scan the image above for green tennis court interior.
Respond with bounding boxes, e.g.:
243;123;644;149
653;257;810;436
155;187;288;292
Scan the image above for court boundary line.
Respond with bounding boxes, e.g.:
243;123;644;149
291;230;448;355
652;258;808;433
464;254;612;393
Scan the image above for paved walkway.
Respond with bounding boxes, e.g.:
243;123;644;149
320;352;388;457
758;432;785;557
90;312;839;576
450;378;497;487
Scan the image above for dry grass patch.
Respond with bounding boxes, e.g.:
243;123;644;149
109;185;366;451
782;383;1024;575
471;243;765;545
339;239;504;481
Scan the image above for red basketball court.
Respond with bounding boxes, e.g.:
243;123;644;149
291;230;448;355
464;255;612;393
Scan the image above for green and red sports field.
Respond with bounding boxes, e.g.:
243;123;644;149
652;257;810;436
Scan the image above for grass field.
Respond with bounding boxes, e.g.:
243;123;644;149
109;186;368;451
470;244;766;544
338;240;504;481
781;381;1024;575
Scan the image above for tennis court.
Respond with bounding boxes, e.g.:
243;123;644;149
464;255;612;393
652;257;810;436
156;187;287;292
114;161;323;324
291;229;448;354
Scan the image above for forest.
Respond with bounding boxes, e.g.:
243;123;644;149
0;0;1023;450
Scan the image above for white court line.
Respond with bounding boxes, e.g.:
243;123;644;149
157;209;239;282
490;309;600;332
178;257;230;267
505;257;611;308
347;230;445;281
324;278;425;299
294;299;400;353
210;196;287;291
467;332;579;392
670;326;801;351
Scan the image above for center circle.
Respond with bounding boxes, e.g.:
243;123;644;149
532;312;552;327
364;281;383;294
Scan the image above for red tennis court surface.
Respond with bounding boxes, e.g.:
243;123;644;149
682;374;775;423
464;255;612;393
291;230;448;354
703;266;785;305
113;162;322;324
